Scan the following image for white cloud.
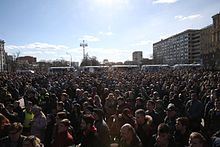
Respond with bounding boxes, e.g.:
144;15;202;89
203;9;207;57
6;42;69;50
175;14;202;21
132;40;153;46
79;35;100;42
99;31;113;36
153;0;178;4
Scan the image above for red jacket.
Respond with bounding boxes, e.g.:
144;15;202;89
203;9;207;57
52;131;74;147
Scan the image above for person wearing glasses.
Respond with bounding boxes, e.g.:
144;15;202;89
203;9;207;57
0;122;26;147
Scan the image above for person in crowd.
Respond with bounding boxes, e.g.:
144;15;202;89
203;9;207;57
135;109;153;147
51;119;74;147
0;113;10;138
206;98;220;136
30;105;47;141
60;92;71;112
69;103;83;145
79;114;100;147
105;93;117;120
93;108;110;147
174;117;191;147
188;132;207;147
13;101;23;123
22;101;34;136
119;123;142;147
56;101;70;116
0;122;26;147
164;103;178;134
110;107;135;140
153;123;176;147
146;100;162;133
93;95;103;109
185;91;204;132
22;135;43;147
211;130;220;147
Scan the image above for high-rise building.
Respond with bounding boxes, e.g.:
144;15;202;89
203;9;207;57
153;29;201;65
200;25;213;67
132;51;143;63
212;12;220;69
0;39;5;72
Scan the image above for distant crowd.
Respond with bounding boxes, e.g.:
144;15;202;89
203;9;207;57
0;68;220;147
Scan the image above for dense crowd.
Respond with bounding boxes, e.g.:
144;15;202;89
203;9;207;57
0;68;220;147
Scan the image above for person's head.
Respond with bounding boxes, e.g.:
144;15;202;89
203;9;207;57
108;93;114;99
135;97;144;106
58;119;70;133
93;95;102;105
13;101;20;108
120;123;136;143
60;92;68;101
56;111;67;124
166;103;176;118
146;100;155;111
214;98;220;110
93;108;104;121
189;132;206;147
72;103;81;113
81;114;95;131
175;117;189;132
191;92;198;100
22;135;42;147
83;91;89;98
117;97;125;106
57;101;64;111
0;113;10;128
31;105;42;115
8;122;23;142
156;123;171;146
135;109;146;125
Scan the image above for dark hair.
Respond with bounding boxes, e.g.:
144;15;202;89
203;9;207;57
158;123;170;134
147;100;155;106
176;117;189;127
93;108;104;119
56;112;67;120
60;119;71;127
82;114;95;125
135;109;145;116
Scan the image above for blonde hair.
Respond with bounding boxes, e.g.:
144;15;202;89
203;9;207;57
189;132;206;144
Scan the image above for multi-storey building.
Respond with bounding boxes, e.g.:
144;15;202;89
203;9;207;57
212;13;220;69
16;56;37;64
200;25;213;68
132;51;143;63
153;29;201;65
0;39;5;72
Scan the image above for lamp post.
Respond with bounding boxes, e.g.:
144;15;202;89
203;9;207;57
80;40;88;60
66;52;72;67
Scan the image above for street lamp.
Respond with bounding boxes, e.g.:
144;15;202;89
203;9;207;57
66;52;72;67
80;40;88;59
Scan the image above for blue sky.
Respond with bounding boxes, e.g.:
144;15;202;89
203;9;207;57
0;0;219;63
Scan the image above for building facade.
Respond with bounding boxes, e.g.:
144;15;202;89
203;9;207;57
132;51;143;63
16;56;37;64
153;29;201;65
212;13;220;69
0;39;5;72
200;25;213;68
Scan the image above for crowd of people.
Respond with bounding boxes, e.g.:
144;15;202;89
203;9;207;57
0;68;220;147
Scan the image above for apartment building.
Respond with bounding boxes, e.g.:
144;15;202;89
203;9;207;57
132;51;143;63
153;29;201;65
0;39;5;72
